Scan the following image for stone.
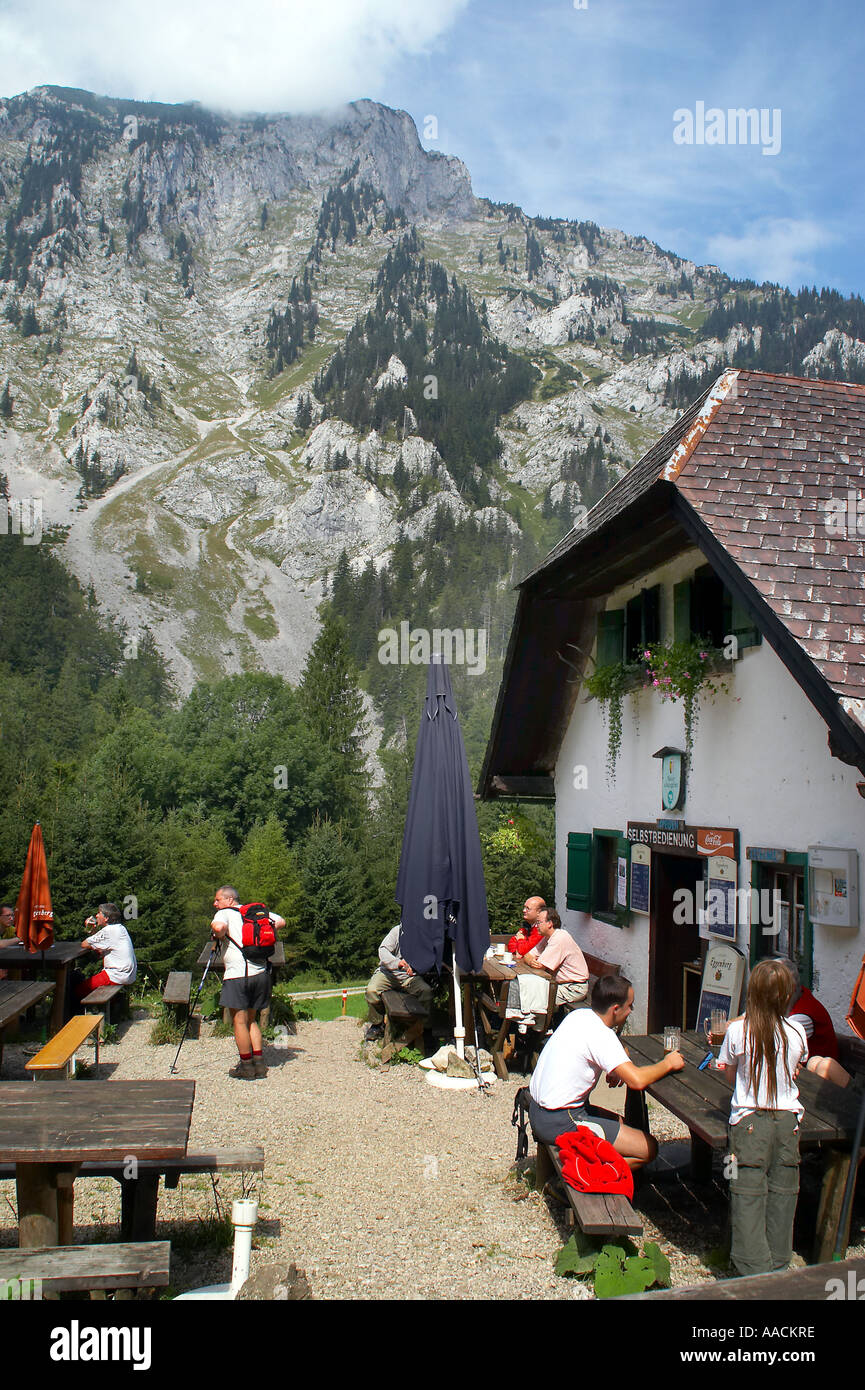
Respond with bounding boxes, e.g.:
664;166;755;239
236;1262;313;1300
445;1050;474;1079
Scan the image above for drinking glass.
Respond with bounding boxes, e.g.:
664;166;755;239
663;1025;681;1053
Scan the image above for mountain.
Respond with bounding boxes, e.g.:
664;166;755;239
1;84;863;743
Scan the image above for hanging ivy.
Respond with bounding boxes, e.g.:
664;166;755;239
584;661;630;783
641;640;731;768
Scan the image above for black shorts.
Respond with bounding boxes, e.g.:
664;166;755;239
529;1096;621;1145
219;970;271;1013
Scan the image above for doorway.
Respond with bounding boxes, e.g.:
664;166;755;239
648;853;703;1032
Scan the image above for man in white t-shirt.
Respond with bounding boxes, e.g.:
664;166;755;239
78;903;137;996
211;885;285;1081
529;973;684;1169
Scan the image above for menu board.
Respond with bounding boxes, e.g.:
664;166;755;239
630;843;651;914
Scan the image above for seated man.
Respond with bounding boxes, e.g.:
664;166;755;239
364;923;432;1043
77;903;137;997
507;896;545;957
779;957;851;1088
529;973;685;1170
0;904;16;981
523;908;589;1008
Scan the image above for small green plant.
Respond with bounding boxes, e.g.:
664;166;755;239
100;1022;118;1045
555;1229;671;1298
149;1007;183;1046
171;1214;234;1254
583;661;630;782
386;1046;424;1066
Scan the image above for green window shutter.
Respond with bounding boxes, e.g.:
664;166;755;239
566;832;593;912
643;584;661;647
673;580;692;643
596;609;624;666
614;834;631;928
727;591;762;652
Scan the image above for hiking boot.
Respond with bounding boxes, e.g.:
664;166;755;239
364;1024;385;1042
252;1056;268;1078
229;1059;256;1081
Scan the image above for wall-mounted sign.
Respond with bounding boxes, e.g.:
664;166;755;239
746;846;786;864
808;846;859;928
702;855;738;942
662;754;684;811
630;843;651;915
627;823;739;860
697;942;745;1033
617;855;629;908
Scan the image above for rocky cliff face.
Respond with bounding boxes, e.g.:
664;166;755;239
0;85;861;690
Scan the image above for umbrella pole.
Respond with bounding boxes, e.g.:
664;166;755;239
452;959;466;1060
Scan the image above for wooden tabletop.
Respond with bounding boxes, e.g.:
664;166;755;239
0;1080;195;1163
196;940;285;969
453;956;555;983
625;1032;863;1150
0;941;88;967
0;979;56;1031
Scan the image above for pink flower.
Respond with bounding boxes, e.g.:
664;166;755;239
699;651;707;660
683;671;690;679
653;679;659;687
643;650;651;660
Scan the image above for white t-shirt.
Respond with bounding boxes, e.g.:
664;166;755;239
529;1007;628;1110
718;1017;807;1126
213;908;278;981
84;924;137;984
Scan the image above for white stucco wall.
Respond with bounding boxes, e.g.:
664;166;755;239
555;546;864;1033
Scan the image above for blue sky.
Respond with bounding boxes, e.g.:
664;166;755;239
0;0;861;293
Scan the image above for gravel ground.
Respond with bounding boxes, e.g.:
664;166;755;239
1;1015;862;1300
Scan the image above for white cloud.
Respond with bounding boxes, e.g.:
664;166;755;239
706;218;839;288
0;0;469;112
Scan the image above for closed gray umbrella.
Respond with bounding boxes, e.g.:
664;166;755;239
395;657;490;976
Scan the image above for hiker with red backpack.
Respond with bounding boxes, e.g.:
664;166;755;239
211;885;286;1080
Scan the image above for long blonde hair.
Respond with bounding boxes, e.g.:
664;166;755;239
744;959;796;1106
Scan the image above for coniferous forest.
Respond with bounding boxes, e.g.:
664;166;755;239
0;480;555;985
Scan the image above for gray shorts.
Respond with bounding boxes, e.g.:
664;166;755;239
220;970;271;1013
529;1096;621;1145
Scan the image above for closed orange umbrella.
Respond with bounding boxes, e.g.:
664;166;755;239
15;823;54;952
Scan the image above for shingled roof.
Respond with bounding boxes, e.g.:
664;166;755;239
481;369;865;796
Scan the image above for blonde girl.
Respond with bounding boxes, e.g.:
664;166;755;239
717;959;807;1277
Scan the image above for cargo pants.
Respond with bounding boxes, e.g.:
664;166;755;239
728;1110;800;1277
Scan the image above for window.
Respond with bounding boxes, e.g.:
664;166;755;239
566;829;630;926
674;565;761;652
749;855;812;986
596;585;661;666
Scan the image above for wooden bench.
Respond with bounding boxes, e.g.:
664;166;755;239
164;972;191;1009
82;983;124;1025
0;1241;170;1294
25;1013;103;1079
838;1034;865;1076
622;1254;865;1301
536;1139;643;1240
381;989;426;1057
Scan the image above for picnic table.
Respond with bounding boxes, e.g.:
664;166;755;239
0;979;56;1072
448;955;556;1080
0;1078;195;1248
0;941;88;1035
623;1031;865;1262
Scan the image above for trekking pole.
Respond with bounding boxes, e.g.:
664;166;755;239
170;937;221;1075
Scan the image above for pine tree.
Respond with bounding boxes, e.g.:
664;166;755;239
296;815;373;977
297;613;369;819
0;382;11;419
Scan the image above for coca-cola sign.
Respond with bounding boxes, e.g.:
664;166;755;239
627;822;738;859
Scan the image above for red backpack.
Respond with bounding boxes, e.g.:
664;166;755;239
232;903;276;964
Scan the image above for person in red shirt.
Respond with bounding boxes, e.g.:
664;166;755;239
780;957;851;1088
507;896;545;957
